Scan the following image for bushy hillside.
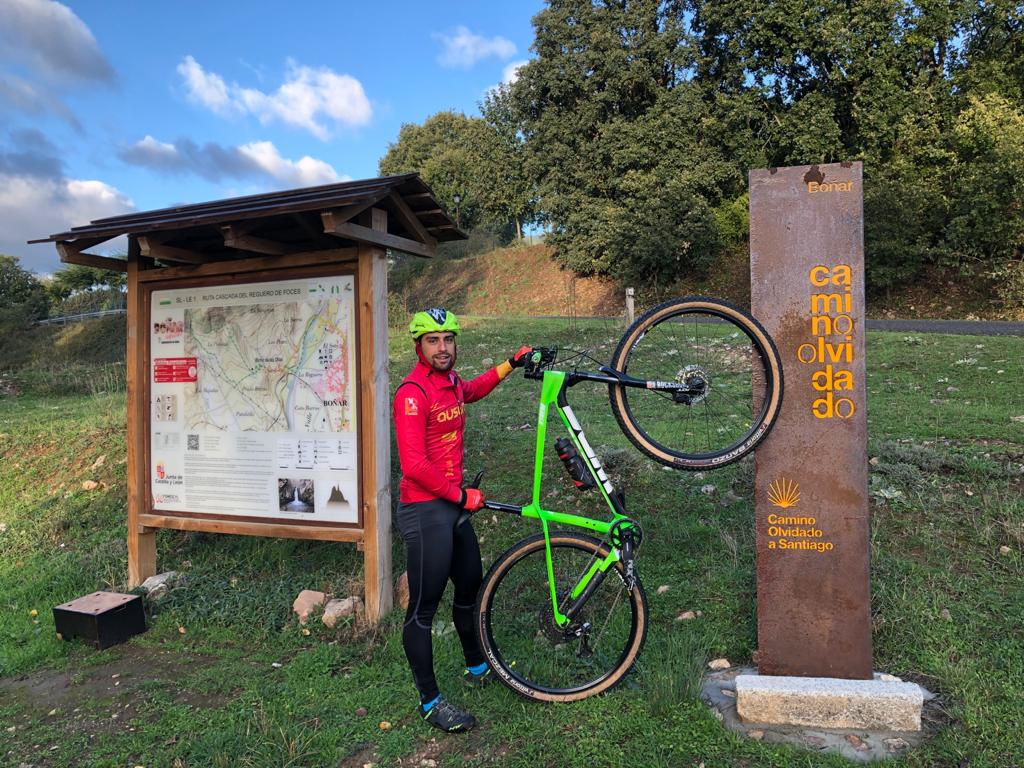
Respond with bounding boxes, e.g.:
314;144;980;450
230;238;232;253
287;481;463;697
390;244;624;317
0;315;125;397
391;243;1014;322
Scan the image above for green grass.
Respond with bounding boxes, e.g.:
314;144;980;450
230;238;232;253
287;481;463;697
1;318;1022;767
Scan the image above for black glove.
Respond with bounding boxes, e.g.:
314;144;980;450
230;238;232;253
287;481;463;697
509;346;533;368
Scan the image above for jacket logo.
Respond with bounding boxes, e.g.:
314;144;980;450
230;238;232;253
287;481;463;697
404;397;419;416
436;403;465;422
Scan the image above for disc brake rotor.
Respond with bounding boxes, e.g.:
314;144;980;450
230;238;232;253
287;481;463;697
674;364;710;405
537;593;586;644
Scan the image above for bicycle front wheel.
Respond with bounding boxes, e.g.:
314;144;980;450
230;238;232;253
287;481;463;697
609;296;783;469
476;532;648;702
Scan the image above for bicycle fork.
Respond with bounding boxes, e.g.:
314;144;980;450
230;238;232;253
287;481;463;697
555;522;641;621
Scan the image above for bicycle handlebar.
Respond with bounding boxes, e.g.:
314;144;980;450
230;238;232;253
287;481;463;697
523;346;558;379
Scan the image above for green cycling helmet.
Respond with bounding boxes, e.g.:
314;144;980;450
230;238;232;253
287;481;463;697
409;307;460;339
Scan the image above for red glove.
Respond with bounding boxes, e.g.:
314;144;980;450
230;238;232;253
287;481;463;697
509;346;533;368
461;487;486;512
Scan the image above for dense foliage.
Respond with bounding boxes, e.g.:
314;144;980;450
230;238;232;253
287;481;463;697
44;263;127;316
0;259;130;330
378;110;535;253
381;0;1024;297
0;255;49;330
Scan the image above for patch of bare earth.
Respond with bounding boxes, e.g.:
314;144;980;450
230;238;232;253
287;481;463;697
0;644;232;745
401;245;622;318
336;723;505;767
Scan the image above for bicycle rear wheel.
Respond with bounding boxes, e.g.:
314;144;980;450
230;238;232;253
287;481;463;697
476;532;648;702
609;296;783;469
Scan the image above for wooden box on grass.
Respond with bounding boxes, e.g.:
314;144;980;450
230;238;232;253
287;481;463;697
53;591;146;649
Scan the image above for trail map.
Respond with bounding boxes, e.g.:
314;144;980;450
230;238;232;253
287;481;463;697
184;300;353;434
149;276;359;523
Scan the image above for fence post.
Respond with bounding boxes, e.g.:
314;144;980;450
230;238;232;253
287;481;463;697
625;287;635;325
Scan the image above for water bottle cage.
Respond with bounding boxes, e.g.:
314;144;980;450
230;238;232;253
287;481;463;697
554;437;597;491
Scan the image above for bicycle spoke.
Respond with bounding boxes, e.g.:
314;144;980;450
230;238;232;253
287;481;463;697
482;537;641;696
611;304;775;462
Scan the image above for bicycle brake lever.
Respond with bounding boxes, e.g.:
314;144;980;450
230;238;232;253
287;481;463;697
456;470;486;527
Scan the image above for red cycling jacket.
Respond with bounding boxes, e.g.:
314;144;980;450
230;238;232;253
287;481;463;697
393;351;508;504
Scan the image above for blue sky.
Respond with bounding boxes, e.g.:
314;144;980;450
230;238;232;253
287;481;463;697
1;0;544;273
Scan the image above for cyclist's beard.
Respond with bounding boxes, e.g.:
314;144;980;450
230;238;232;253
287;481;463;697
416;342;456;373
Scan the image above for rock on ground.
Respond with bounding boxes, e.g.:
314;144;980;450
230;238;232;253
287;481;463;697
140;571;182;602
292;590;328;624
323;596;363;628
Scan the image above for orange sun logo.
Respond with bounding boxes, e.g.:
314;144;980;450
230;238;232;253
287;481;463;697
768;478;800;508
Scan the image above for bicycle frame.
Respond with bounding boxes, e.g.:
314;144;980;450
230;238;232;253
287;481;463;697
484;368;637;628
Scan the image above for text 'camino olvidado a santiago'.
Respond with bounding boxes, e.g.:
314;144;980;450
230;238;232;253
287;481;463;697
765;183;863;553
763;263;858;554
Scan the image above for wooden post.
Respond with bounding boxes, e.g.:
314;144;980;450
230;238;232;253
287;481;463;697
625;287;635;325
126;239;156;586
357;208;393;622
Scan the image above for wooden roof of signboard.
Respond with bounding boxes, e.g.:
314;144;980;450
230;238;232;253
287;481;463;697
30;173;464;271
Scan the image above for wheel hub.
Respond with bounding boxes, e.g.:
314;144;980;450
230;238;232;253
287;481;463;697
674;364;710;405
537;597;588;645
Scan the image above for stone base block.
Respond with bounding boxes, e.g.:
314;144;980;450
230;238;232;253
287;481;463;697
735;674;923;731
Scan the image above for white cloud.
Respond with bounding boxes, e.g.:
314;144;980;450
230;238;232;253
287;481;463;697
237;141;344;187
120;135;345;187
1;172;134;273
62;179;134;223
177;55;232;114
0;1;113;125
502;60;529;85
134;134;177;158
435;26;516;69
0;0;114;83
177;56;372;139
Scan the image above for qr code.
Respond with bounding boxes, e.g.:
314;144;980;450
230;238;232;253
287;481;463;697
187;434;199;451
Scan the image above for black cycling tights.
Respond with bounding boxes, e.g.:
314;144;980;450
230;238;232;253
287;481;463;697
397;499;485;703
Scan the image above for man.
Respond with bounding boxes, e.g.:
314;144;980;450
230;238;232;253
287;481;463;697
393;307;530;733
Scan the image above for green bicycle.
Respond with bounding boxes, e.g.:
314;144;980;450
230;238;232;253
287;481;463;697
470;297;784;702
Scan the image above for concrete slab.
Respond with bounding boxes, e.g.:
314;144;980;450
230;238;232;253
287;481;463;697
735;673;923;731
702;668;937;763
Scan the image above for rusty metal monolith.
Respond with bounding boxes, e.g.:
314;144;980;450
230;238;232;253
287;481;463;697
749;162;872;679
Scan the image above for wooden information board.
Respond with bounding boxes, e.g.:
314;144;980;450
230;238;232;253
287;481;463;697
33;175;472;624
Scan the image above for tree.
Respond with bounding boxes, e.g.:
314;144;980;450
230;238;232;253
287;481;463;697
46;264;126;301
945;93;1024;265
509;0;737;283
43;263;127;317
379;112;490;233
379;0;1024;295
478;84;537;240
0;255;49;329
955;1;1024;102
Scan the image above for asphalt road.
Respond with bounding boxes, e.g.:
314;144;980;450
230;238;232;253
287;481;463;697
863;319;1024;336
